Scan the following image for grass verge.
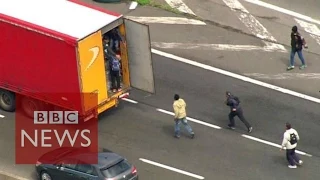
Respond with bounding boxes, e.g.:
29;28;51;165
134;0;184;15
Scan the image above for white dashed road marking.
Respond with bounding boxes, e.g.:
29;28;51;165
125;16;206;25
242;135;312;157
122;98;313;157
244;73;320;80
152;42;286;52
0;114;4;118
122;98;138;104
164;0;195;15
295;18;320;46
222;0;286;52
139;158;205;179
156;108;222;129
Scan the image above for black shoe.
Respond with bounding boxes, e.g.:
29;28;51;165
228;124;235;130
190;133;195;139
248;127;253;133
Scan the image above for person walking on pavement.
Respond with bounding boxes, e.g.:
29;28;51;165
173;94;195;139
287;25;308;70
225;91;253;133
280;123;303;168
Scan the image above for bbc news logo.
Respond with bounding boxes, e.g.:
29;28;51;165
15;95;98;165
34;111;79;124
20;111;91;148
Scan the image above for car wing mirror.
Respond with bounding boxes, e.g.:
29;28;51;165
54;163;62;169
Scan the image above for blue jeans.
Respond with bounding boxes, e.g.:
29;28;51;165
290;50;305;66
174;117;193;136
286;148;300;166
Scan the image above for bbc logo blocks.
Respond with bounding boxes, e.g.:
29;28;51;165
34;111;78;124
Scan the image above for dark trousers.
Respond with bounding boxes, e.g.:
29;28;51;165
110;70;120;89
286;148;300;166
228;109;251;129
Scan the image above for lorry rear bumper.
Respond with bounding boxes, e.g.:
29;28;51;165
97;89;130;114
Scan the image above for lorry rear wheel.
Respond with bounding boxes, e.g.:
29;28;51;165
21;97;44;118
0;90;16;112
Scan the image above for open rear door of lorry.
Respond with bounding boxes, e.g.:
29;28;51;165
123;18;155;94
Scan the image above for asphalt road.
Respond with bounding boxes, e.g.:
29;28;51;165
0;53;320;180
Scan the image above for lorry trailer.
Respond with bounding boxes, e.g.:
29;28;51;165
0;0;155;118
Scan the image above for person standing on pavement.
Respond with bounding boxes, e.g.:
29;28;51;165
287;25;308;70
280;123;303;168
173;94;195;139
225;91;253;133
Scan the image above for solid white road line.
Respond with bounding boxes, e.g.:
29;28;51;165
243;0;320;26
156;108;222;129
244;73;320;80
122;98;138;104
125;16;206;25
151;48;320;104
0;114;4;118
151;42;286;52
222;0;286;51
0;170;30;180
164;0;195;15
295;18;320;46
242;135;313;157
139;158;205;179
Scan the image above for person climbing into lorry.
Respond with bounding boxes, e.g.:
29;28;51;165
105;27;125;54
103;35;116;60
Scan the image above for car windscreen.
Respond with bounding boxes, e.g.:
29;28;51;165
101;159;131;178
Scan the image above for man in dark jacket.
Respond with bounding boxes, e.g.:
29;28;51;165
225;91;253;133
287;26;308;70
105;28;125;53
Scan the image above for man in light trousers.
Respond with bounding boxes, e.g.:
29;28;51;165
280;123;303;168
173;94;195;139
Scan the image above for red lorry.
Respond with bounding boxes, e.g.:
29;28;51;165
0;0;155;118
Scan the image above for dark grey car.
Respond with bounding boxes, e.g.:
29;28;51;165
35;147;138;180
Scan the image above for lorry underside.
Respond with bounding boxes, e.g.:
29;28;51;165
0;88;49;118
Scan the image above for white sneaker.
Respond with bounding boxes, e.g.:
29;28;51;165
288;165;297;168
298;160;303;165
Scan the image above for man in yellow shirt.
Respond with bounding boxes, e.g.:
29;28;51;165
173;94;195;139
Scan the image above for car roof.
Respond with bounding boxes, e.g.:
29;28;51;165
70;152;125;169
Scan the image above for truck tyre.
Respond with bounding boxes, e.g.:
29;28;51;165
0;90;16;112
21;97;44;118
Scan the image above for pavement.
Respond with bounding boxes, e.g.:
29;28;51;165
1;53;320;180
